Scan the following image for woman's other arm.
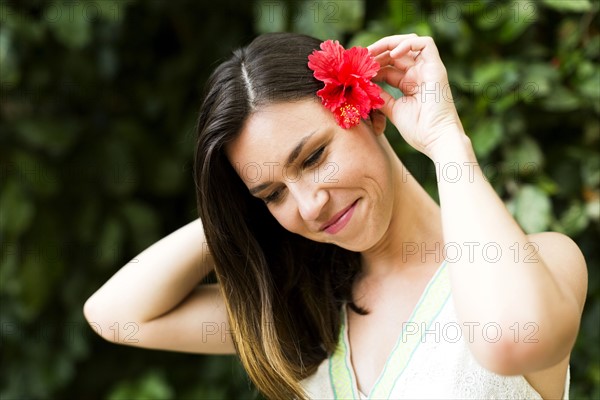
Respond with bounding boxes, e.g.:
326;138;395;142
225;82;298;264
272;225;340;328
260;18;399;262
83;218;236;354
368;34;587;374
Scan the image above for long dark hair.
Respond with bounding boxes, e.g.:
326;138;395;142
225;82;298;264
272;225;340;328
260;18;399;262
194;32;366;400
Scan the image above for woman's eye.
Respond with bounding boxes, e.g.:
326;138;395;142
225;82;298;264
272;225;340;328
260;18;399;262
263;146;326;204
303;146;325;168
264;189;282;204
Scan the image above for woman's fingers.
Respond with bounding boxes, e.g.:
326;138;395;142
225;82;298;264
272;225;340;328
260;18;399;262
389;36;441;62
367;34;418;56
369;34;447;120
372;66;405;87
373;51;416;72
369;34;441;64
377;87;396;119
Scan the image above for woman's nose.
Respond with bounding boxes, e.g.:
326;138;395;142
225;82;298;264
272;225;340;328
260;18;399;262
290;182;328;222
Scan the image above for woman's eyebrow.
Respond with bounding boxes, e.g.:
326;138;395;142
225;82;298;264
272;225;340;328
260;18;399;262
249;129;319;195
285;129;318;166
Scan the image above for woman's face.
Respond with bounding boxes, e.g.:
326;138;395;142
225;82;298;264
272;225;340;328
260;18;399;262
225;98;395;252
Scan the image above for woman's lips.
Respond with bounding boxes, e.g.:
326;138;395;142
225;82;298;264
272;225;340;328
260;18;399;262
321;199;359;234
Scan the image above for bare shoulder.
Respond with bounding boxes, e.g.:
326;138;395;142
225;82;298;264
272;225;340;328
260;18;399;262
522;232;587;399
527;231;588;314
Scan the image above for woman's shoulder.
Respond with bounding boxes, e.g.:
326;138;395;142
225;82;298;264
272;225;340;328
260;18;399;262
525;231;587;314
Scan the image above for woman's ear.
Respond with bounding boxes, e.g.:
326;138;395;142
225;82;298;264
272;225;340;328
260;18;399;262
369;109;387;136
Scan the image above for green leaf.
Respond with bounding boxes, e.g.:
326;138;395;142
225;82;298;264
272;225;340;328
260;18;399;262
389;0;419;28
0;26;20;84
499;0;538;42
476;4;507;30
584;35;600;58
11;150;60;197
14;119;79;156
44;2;92;49
347;31;384;48
120;201;160;252
292;0;365;40
75;199;101;244
521;63;561;99
558;201;589;236
534;174;559;195
0;179;35;236
585;198;600;221
182;386;228;400
542;0;593;12
581;153;600;188
584;119;600;146
0;241;20;296
148;156;185;195
514;184;553;233
540;86;580;111
471;61;520;96
505;198;516;215
452;22;474;57
502;136;545;175
504;112;526;138
96;217;124;269
19;242;65;322
473;61;507;88
107;370;174;400
102;138;138;196
576;61;600;102
254;0;288;33
412;21;434;37
470;118;504;158
551;159;581;198
93;0;127;23
429;12;463;39
334;0;365;32
557;19;583;52
1;4;46;43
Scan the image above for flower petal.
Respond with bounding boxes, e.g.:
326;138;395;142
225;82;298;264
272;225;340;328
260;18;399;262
344;46;380;80
361;80;385;110
345;84;372;119
307;40;344;82
317;83;346;111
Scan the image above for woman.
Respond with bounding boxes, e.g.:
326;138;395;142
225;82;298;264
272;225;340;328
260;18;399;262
84;32;587;400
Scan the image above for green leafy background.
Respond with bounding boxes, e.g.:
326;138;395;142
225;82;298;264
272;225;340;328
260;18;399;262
1;0;598;399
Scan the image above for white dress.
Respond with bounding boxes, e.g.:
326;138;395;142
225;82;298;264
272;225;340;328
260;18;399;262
299;259;571;399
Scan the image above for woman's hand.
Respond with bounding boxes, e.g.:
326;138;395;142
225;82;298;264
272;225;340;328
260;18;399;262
368;34;467;159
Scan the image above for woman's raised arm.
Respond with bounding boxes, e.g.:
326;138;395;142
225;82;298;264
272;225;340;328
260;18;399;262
83;218;236;354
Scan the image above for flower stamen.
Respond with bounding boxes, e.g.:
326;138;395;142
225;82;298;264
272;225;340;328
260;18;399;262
339;104;360;127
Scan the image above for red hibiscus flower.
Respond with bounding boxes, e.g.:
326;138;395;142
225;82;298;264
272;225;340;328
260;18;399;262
308;40;384;129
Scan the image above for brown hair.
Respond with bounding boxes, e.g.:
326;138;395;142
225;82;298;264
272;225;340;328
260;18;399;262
194;32;366;400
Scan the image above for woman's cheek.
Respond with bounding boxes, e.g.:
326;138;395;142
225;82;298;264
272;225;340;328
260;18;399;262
333;152;365;184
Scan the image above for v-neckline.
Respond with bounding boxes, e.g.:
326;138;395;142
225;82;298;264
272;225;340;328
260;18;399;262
340;259;449;399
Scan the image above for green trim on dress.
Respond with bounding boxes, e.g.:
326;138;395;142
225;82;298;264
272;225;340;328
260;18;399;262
328;259;451;399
